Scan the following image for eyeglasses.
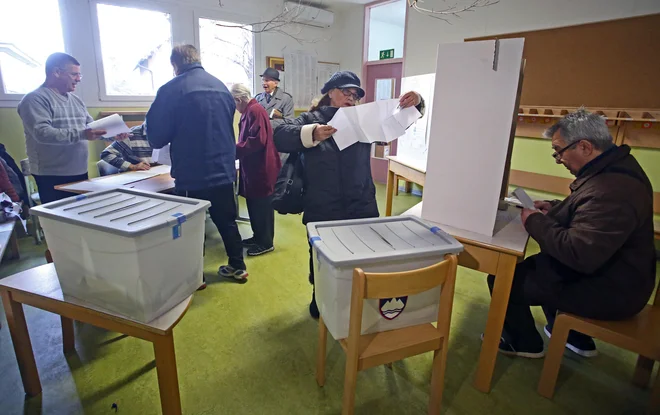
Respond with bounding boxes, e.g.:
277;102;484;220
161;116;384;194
551;140;580;161
339;88;360;101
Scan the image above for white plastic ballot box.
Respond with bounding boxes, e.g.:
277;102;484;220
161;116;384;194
30;189;210;323
307;216;463;340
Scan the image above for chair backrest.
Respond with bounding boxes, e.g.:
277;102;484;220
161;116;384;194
347;254;459;340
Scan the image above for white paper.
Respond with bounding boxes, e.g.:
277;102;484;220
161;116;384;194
421;38;525;236
327;99;421;151
398;73;436;170
284;50;318;109
375;78;394;101
152;144;171;165
146;165;171;175
86;114;131;139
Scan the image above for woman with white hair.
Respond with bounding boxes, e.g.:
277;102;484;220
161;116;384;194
230;83;282;256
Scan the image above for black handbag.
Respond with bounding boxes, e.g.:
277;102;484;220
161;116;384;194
271;152;305;215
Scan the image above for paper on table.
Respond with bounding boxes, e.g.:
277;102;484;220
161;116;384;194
327;99;421;151
152;144;171;165
512;188;536;209
86;114;131;139
146;165;171;175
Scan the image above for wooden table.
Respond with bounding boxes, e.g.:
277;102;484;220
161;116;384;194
403;202;530;393
0;264;192;415
385;156;426;216
0;220;20;263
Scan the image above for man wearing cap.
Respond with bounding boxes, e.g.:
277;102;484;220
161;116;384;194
255;67;294;120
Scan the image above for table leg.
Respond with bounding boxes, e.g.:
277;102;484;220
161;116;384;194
404;180;413;194
153;332;182;415
394;175;399;196
0;290;41;396
385;168;395;217
8;230;20;260
61;316;75;354
473;254;517;393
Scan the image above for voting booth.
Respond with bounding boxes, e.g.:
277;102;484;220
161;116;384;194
307;216;463;340
31;189;209;323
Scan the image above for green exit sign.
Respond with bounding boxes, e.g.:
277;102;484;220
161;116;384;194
379;49;395;60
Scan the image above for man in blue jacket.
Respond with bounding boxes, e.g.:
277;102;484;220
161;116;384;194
146;45;247;285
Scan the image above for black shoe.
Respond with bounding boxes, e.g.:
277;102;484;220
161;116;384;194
309;291;319;319
242;237;257;247
480;333;545;359
544;325;598;357
247;245;274;256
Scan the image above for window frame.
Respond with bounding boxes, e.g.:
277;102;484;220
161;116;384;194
193;9;260;95
90;0;176;102
0;0;67;101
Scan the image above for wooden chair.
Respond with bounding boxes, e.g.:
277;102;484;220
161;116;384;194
538;285;660;414
316;254;459;415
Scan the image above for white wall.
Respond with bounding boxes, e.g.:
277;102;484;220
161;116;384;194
0;0;364;107
404;0;660;76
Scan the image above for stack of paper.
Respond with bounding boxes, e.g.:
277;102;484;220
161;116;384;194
87;114;131;139
328;99;421;151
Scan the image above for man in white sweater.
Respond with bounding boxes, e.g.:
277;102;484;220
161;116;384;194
17;53;124;203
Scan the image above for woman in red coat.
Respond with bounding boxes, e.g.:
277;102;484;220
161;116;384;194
231;84;282;256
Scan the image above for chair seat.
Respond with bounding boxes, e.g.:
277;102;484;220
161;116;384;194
339;323;443;371
563;305;660;360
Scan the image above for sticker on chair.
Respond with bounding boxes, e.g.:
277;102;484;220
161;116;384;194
380;297;408;320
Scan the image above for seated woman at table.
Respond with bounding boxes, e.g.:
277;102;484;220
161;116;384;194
100;123;153;175
273;71;425;318
230;83;282;256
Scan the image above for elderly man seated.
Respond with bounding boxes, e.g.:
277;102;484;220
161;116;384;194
100;123;153;174
488;108;656;358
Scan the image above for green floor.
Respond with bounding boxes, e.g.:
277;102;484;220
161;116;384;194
0;183;656;414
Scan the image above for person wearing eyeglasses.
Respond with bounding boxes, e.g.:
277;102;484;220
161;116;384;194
487;108;655;359
273;71;424;319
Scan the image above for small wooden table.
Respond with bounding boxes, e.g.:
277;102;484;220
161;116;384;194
0;264;192;415
385;156;426;216
403;202;530;393
55;172;175;194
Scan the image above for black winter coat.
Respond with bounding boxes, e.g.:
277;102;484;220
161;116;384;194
273;101;424;224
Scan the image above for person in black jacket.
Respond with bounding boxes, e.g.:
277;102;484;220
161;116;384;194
273;71;424;318
146;45;247;287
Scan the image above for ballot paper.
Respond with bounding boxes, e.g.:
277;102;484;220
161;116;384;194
86;113;131;139
512;187;536;209
328;99;421;151
152;144;171;165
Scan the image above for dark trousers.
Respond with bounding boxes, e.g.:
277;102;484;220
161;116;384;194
33;173;88;204
487;254;595;351
246;195;275;247
177;184;245;270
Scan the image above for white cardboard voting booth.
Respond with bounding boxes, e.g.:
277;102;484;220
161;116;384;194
307;216;463;340
31;189;209;323
421;38;525;236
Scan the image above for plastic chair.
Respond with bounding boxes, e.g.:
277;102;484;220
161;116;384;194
19;159;42;244
538;284;660;413
316;254;459;415
97;160;120;176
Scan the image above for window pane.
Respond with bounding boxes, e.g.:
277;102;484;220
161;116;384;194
199;18;254;95
367;0;406;61
0;0;65;94
97;3;172;96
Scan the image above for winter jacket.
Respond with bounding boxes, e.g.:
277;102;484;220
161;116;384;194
236;99;282;199
146;63;236;191
525;144;656;318
273;100;424;224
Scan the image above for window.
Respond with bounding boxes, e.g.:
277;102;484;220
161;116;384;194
96;3;173;96
367;0;406;61
0;0;65;95
199;18;254;94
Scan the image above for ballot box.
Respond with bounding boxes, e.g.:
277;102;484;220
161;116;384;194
30;189;209;323
307;216;463;339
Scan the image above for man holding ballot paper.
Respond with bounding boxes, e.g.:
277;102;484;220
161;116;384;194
273;70;424;318
18;52;129;203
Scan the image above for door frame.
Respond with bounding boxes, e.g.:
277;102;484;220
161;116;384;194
361;0;409;98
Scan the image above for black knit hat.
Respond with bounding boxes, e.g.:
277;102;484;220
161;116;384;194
260;67;280;81
321;71;365;99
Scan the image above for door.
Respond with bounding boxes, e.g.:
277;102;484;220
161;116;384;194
364;61;403;183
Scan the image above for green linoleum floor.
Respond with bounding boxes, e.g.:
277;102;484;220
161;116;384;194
0;183;656;414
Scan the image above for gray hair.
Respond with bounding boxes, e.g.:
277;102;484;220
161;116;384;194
230;83;252;103
170;45;200;67
543;107;613;150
